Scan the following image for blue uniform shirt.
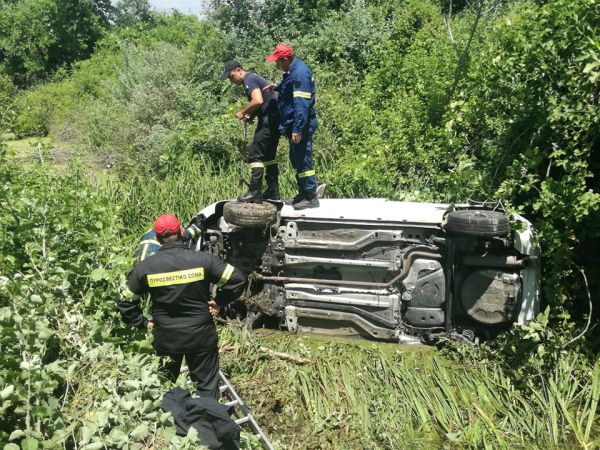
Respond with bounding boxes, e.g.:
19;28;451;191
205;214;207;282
276;59;318;136
133;226;200;262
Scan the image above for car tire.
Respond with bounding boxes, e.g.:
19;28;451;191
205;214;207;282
446;210;510;237
223;201;277;228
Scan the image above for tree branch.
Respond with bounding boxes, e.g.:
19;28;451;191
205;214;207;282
446;0;485;105
259;346;313;365
444;0;459;57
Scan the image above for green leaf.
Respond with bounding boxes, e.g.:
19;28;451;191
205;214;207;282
89;268;110;282
108;428;128;445
582;60;600;74
133;339;154;353
90;410;109;427
8;430;24;441
123;379;140;390
130;424;149;440
119;399;136;410
1;385;14;400
20;439;39;450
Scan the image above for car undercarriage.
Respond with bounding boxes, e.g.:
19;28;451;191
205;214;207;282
192;199;540;344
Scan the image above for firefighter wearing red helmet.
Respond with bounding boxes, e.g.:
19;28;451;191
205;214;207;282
118;214;246;399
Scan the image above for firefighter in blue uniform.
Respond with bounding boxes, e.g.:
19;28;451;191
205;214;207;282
133;223;202;262
265;44;319;210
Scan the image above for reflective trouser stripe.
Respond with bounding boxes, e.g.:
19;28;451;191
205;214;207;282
217;264;235;287
263;159;277;167
298;169;316;178
291;136;317;193
293;91;312;99
249;162;265;169
140;244;149;261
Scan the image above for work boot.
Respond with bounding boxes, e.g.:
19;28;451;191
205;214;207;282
288;192;304;205
293;191;319;210
238;189;262;202
263;166;280;200
262;185;280;201
238;167;263;203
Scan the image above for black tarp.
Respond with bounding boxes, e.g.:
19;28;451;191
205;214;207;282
162;387;240;450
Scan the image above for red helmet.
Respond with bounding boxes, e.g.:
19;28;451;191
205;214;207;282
154;214;182;237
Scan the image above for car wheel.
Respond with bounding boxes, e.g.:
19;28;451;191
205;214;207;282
446;209;510;237
223;201;277;228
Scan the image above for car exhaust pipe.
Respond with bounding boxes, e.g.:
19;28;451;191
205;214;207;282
254;249;442;290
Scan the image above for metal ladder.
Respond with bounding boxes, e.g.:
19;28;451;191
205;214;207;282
218;371;274;450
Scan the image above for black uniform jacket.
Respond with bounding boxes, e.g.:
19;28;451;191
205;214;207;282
118;241;246;353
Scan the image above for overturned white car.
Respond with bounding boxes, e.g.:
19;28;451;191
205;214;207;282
191;199;540;343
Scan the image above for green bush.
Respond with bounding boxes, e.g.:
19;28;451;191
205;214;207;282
444;0;600;312
0;150;225;448
12;89;52;137
0;74;17;132
7;0;600;336
0;0;108;87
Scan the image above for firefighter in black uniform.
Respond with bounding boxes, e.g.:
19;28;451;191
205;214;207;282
118;214;246;399
221;60;281;202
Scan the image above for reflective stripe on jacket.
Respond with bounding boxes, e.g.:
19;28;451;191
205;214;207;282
276;58;318;135
133;226;201;262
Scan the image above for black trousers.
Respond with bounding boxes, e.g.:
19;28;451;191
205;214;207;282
248;115;280;163
159;348;220;400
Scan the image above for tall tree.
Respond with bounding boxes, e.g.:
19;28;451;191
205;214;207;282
113;0;154;27
0;0;108;86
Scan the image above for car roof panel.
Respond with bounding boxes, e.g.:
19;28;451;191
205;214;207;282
281;199;451;225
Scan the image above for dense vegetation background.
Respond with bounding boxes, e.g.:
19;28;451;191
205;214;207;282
0;0;598;448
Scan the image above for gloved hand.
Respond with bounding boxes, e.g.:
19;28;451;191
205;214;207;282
188;223;202;234
183;223;202;240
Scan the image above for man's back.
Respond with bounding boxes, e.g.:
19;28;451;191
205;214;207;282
133;225;202;262
277;58;317;134
132;242;215;321
124;240;245;353
133;228;161;261
119;213;246;399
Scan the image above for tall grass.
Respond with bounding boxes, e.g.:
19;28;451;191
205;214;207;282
218;325;600;449
100;152;320;231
